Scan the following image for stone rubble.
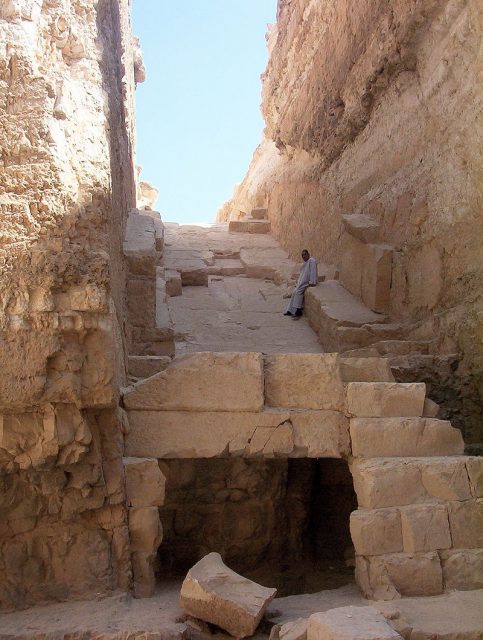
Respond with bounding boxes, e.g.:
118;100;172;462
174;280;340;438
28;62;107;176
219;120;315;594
179;552;277;637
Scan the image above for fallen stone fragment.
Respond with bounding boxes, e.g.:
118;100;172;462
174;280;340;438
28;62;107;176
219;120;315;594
307;605;402;640
274;617;308;640
179;552;277;637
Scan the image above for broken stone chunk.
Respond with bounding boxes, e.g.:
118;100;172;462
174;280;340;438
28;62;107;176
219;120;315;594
179;552;277;637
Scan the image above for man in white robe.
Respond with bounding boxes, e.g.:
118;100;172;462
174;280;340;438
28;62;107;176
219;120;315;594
284;249;318;317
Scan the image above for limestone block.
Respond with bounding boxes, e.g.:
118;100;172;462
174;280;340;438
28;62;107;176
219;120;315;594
123;352;264;412
265;354;344;410
179;552;277;637
342;214;380;243
124;457;166;507
229;220;250;232
356;552;443;599
128;506;163;554
466;457;483;497
272;618;308;640
143;209;164;251
350;459;424;508
123;212;157;276
345;382;426;417
400;504;451;552
350;417;464;457
125;410;291;458
340;357;394;382
127;277;155;328
251;207;268;220
165;268;182;296
291;410;350;458
440;549;483;590
128;355;172;378
447;499;483;548
361;244;392;313
339;233;365;298
307;606;401;640
350;508;402;556
420;457;471;501
132;551;156;598
164;249;208;286
249;220;271;233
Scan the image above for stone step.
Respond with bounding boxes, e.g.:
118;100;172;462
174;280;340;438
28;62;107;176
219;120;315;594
228;218;271;234
340;357;395;382
123;210;157;276
350;416;464;457
346;382;426;417
305;280;387;351
350;456;481;509
207;258;245;276
372;340;432;356
163;248;209;286
342;213;380;243
251;207;268;220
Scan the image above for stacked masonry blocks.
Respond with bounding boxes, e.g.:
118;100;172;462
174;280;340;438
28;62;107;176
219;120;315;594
122;352;482;599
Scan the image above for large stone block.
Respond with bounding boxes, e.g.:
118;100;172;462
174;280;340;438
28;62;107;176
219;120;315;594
124;457;166;507
291;410;350;458
447;499;483;548
307;606;401;640
345;382;426;417
350;508;403;556
466;457;483;497
131;551;156;599
350;459;424;509
179;552;277;637
340;357;394;382
342;214;380;244
350;417;464;457
165;268;182;296
420;457;471;501
123;352;264;412
264;354;344;410
128;507;162;554
361;244;392;313
125;410;289;458
440;549;483;590
356;552;443;599
339;233;365;299
400;504;451;552
123;212;157;276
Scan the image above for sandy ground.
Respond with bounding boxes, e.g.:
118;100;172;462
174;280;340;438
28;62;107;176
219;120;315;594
1;583;482;639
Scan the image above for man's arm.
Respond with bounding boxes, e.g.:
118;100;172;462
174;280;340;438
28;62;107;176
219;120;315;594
308;258;318;286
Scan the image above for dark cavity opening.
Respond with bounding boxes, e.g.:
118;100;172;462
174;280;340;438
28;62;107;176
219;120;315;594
156;458;357;596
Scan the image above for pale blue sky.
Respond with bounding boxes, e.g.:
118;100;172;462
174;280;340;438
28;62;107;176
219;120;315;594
132;1;276;223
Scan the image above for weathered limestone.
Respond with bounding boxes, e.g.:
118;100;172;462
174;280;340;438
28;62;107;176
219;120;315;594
123;457;166;508
163;249;209;286
400;504;451;553
350;509;403;557
165;269;183;296
345;383;426;417
440;549;483;590
125;410;349;459
350;457;472;509
307;606;402;640
179;552;277;637
350;417;464;457
128;355;172;378
265;354;345;410
356;552;444;599
340;358;394;382
342;214;380;244
271;618;308;640
123;212;157;276
124;352;264;411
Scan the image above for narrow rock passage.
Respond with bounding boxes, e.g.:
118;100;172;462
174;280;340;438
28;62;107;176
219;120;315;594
163;223;322;354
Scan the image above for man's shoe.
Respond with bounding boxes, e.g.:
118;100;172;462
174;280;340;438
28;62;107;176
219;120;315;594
294;309;303;317
283;311;293;316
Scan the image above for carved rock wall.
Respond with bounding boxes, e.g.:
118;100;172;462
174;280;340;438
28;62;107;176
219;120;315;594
0;0;138;609
219;0;482;403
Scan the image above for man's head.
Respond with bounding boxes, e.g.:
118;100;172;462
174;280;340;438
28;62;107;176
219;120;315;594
301;249;310;262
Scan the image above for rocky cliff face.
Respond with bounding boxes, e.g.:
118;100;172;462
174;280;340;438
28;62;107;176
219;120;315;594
219;0;482;439
0;0;138;609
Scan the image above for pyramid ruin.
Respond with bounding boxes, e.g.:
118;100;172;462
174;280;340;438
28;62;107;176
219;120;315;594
0;1;482;638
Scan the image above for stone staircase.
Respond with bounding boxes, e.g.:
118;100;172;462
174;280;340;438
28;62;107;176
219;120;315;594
229;206;271;234
119;352;482;600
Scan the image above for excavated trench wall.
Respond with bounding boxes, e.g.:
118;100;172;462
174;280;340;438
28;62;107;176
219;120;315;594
219;0;483;442
0;0;138;610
